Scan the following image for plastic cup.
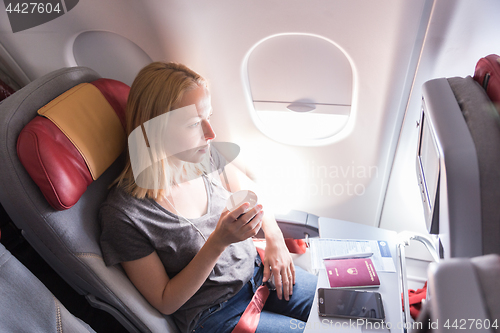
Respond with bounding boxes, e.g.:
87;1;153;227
226;190;258;213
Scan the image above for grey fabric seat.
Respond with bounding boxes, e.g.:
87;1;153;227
420;76;500;258
447;76;500;256
416;254;500;333
413;77;500;330
0;67;179;333
0;242;96;333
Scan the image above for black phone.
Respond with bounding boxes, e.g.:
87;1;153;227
318;288;385;321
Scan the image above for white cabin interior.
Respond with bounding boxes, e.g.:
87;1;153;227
1;0;499;331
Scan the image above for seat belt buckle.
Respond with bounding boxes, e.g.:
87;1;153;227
262;273;276;291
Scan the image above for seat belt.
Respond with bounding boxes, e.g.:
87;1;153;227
232;239;307;333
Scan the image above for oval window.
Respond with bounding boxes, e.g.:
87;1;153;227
244;34;354;146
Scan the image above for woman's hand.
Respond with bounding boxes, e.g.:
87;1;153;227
211;203;264;249
262;232;295;301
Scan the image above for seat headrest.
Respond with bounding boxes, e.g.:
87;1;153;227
17;78;130;210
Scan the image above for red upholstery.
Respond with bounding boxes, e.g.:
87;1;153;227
473;54;500;107
401;282;427;320
17;117;93;210
17;78;130;210
91;78;128;131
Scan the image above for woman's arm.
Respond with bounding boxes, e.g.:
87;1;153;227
218;163;295;301
122;203;263;315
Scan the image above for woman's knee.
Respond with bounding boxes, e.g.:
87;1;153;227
295;266;318;290
289;267;317;318
263;266;317;321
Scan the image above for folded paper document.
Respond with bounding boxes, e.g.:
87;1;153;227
310;238;396;272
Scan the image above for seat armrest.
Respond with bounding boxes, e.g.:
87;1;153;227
275;210;319;239
255;210;319;239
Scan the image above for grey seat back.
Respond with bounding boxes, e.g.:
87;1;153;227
0;242;96;332
421;254;500;333
447;76;500;256
0;67;178;333
420;76;500;258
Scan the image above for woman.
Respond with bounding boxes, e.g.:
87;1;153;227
99;62;316;333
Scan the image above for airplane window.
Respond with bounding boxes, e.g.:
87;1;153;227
244;33;354;146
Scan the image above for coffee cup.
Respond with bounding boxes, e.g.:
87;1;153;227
226;190;258;214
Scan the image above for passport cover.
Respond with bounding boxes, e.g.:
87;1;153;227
324;258;380;288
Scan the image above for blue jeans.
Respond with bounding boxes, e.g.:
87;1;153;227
192;259;318;333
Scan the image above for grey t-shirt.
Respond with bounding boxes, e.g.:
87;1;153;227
99;151;257;333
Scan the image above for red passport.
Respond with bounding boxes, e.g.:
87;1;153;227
324;258;380;288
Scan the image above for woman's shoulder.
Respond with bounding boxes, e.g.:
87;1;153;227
99;185;157;266
103;185;133;206
100;185;151;218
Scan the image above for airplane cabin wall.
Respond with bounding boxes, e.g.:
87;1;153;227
0;0;431;226
380;0;500;258
164;0;431;226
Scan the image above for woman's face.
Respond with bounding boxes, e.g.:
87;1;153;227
163;85;216;165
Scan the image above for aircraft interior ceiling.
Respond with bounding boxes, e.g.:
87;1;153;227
1;0;499;239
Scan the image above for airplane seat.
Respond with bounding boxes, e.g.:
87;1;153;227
410;76;500;332
418;76;500;259
0;242;96;332
415;254;500;333
0;66;180;333
447;76;500;257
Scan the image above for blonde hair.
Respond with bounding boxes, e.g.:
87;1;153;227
114;62;211;199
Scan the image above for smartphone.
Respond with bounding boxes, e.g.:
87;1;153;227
318;288;385;321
